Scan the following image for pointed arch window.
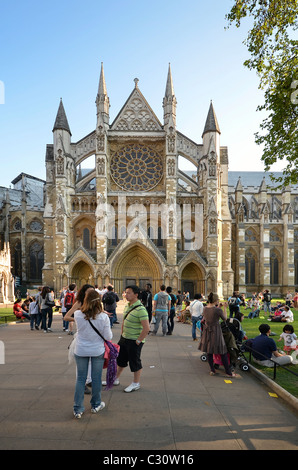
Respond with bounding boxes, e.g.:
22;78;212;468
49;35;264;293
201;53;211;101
245;250;256;284
270;229;281;243
184;228;193;250
111;226;118;246
13;241;22;279
157;226;163;246
245;228;257;242
295;252;298;286
270;250;279;285
148;226;155;240
29;242;44;280
83;228;91;249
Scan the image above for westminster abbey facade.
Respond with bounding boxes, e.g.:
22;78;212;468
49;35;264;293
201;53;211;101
1;64;298;299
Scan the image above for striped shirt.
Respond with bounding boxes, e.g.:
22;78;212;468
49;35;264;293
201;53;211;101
122;300;149;342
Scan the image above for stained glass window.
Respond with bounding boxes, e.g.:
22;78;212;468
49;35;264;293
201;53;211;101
110;144;163;191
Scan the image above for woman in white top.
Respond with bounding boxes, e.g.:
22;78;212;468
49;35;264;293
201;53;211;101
65;289;112;419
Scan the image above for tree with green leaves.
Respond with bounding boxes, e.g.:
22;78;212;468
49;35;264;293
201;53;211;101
226;0;298;188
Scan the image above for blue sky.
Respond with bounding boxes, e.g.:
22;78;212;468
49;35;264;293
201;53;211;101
0;0;282;187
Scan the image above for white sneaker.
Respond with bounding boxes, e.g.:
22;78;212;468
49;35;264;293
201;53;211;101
102;378;120;386
73;411;83;419
91;402;105;413
124;382;140;393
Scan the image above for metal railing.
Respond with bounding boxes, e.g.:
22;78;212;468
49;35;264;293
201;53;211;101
243;344;298;381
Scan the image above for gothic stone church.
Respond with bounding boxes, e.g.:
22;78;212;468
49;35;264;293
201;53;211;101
1;64;298;299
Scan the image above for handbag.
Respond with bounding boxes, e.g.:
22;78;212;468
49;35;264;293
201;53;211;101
45;293;55;307
88;319;120;390
68;332;77;364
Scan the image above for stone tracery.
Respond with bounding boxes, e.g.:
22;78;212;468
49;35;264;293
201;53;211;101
110;144;163;191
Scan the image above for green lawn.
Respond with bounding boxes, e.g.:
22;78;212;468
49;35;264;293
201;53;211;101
240;303;298;398
0;307;16;324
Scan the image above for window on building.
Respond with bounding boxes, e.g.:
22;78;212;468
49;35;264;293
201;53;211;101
245;251;256;284
83;228;91;249
148;226;154;240
270;250;279;285
245;228;257;242
111;226;117;246
295;252;298;286
29;242;44;280
184;228;193;251
13;241;22;279
270;229;281;243
157;226;163;246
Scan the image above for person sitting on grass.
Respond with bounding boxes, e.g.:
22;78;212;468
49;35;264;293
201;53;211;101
13;299;31;321
251;324;293;368
277;325;297;354
248;301;260;319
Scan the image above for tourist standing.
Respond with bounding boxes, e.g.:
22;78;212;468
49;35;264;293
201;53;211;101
152;285;171;336
141;283;153;324
166;286;176;335
64;289;112;418
262;289;272;315
29;295;40;330
198;292;236;377
189;293;203;341
102;285;119;327
64;283;77;335
39;286;55;332
228;292;240;318
116;285;150;392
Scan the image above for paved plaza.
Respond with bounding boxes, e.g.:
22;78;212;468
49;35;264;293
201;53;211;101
0;301;297;451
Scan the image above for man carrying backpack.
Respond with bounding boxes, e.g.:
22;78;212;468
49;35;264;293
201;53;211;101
102;285;119;327
262;289;272;315
228;291;240;318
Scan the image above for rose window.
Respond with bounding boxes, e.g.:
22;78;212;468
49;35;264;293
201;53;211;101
110;144;163;191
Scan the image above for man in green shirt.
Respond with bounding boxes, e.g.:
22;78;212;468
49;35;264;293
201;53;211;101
116;285;150;392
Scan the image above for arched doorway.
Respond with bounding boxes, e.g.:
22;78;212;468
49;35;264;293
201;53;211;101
71;261;93;288
112;244;162;294
181;262;205;299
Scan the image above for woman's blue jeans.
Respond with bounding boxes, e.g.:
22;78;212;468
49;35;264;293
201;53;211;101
74;353;104;413
192;316;199;339
41;307;53;330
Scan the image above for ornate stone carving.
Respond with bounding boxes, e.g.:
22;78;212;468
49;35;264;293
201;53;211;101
97;157;105;175
56;150;64;175
110;144;163;191
112;89;162;132
167;126;176;153
167;158;175;177
96;125;105;152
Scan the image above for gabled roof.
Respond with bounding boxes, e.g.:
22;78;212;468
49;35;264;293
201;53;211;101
110;80;163;132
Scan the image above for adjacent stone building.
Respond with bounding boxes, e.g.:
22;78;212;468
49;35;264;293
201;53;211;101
1;64;298;298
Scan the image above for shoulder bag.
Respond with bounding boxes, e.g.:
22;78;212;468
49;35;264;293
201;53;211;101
45;293;55;307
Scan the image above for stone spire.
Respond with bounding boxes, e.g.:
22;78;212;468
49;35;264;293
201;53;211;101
96;62;110;125
202;101;221;137
163;63;177;127
52;98;71;135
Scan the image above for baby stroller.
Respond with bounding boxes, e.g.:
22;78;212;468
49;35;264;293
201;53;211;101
200;318;249;372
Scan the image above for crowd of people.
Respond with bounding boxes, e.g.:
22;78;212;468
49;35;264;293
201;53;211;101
11;283;297;418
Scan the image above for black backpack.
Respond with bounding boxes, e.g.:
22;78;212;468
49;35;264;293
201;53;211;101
104;292;115;305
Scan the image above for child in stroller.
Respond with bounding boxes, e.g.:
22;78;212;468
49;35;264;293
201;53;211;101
200;316;249;372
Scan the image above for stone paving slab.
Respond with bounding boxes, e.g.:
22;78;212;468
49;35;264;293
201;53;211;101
0;302;297;451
